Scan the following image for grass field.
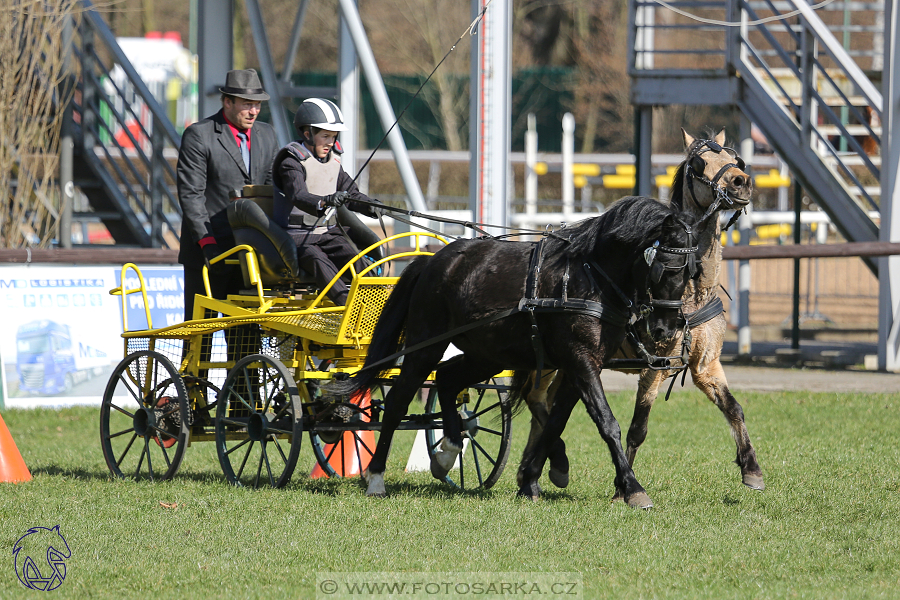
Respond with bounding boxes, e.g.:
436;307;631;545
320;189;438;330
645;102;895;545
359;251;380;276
1;387;899;599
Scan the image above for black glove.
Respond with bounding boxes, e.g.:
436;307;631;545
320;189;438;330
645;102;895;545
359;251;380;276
202;243;228;275
361;199;386;219
323;191;349;208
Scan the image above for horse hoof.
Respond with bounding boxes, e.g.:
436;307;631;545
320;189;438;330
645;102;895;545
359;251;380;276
548;467;569;489
365;472;386;497
742;473;765;491
430;439;462;480
516;481;542;501
625;491;654;509
516;490;541;502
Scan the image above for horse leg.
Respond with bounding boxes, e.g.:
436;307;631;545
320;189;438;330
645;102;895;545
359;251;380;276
517;379;580;501
365;347;446;497
692;357;765;490
611;369;666;501
430;357;500;480
575;365;653;509
518;371;570;489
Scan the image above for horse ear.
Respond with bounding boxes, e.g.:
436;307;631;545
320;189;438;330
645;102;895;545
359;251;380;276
682;128;694;149
715;127;727;146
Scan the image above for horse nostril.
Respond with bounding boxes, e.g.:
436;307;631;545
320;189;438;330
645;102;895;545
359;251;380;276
732;175;746;188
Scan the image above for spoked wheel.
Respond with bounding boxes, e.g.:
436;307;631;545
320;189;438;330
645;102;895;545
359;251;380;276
308;382;382;478
425;377;513;490
215;354;302;488
100;350;189;481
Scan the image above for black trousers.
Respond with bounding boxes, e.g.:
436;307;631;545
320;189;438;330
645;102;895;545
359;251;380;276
182;263;260;380
289;227;362;305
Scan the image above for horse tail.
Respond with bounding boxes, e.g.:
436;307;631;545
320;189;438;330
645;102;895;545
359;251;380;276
507;369;536;416
327;255;432;397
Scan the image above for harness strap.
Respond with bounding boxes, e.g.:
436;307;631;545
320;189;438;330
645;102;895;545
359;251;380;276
684;296;725;329
355;305;523;376
519;297;631;327
355;295;634;378
525;239;547;388
584;258;633;309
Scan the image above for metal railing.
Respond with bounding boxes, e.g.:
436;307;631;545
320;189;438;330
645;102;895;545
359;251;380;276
735;0;882;206
69;0;182;248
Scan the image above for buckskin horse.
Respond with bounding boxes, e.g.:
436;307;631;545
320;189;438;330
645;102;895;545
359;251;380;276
518;128;764;502
329;196;700;508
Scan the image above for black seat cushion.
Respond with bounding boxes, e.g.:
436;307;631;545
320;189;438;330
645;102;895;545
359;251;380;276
227;198;305;288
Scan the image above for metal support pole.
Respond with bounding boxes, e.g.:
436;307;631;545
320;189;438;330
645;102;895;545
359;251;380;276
59;15;74;249
737;209;752;355
245;0;292;145
737;116;754;355
59;104;74;249
879;0;900;371
150;120;164;247
338;0;426;212
339;4;359;177
469;0;512;232
197;0;232;119
634;106;652;197
792;182;802;350
562;113;575;216
281;0;311;83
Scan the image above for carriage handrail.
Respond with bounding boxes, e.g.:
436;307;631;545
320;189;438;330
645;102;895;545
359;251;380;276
109;263;154;332
306;232;449;309
200;244;274;313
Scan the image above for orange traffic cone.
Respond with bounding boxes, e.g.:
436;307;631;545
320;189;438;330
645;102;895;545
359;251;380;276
0;413;32;483
310;391;375;478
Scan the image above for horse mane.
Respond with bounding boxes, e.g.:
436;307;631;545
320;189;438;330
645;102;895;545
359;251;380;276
669;162;686;211
560;196;676;259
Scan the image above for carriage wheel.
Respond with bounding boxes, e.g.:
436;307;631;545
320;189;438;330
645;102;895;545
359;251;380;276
308;382;383;479
100;350;189;481
215;354;302;488
425;377;513;490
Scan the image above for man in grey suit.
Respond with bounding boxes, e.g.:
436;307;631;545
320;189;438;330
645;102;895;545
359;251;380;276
177;68;279;320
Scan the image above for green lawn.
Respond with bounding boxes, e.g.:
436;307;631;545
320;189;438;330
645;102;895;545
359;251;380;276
1;388;899;599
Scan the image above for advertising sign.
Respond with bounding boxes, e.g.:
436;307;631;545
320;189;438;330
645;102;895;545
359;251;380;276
0;265;184;408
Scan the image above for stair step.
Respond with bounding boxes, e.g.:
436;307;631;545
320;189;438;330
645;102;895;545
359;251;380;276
781;95;872;107
825;153;881;167
816;124;881;136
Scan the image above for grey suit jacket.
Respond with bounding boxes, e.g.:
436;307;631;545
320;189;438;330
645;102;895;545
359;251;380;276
176;109;278;268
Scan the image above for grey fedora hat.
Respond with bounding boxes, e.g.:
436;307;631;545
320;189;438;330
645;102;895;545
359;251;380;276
219;69;270;101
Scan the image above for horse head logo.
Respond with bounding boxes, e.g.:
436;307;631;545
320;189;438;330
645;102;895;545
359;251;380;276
13;525;71;591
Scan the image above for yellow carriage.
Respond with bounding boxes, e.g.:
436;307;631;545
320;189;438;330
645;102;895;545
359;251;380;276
99;194;513;489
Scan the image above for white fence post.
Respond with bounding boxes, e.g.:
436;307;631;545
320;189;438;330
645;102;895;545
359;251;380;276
525;113;538;216
562;112;575;217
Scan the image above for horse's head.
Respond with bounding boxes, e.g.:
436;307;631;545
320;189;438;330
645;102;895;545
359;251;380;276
676;128;752;223
632;212;700;344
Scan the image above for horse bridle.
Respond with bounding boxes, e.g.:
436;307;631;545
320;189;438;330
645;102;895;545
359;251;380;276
685;139;748;230
623;220;700;371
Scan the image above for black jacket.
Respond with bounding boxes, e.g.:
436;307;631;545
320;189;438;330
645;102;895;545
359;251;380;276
176;109;278;268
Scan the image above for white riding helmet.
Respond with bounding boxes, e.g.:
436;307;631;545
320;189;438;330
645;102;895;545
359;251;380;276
293;98;349;133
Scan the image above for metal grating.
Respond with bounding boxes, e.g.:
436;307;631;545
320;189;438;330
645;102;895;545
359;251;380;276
343;284;395;343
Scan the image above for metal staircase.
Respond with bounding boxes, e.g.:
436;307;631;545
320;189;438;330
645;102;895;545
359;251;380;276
65;0;182;248
630;0;884;269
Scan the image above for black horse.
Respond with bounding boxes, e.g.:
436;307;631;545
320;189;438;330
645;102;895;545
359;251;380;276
331;196;699;508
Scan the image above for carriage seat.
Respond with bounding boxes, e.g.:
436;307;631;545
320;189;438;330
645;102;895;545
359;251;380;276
226;197;316;289
226;185;387;291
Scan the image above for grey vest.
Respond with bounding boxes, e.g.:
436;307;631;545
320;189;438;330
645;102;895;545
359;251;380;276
273;142;343;230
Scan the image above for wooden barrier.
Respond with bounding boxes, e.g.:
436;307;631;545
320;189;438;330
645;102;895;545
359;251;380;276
0;248;179;264
722;241;900;260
